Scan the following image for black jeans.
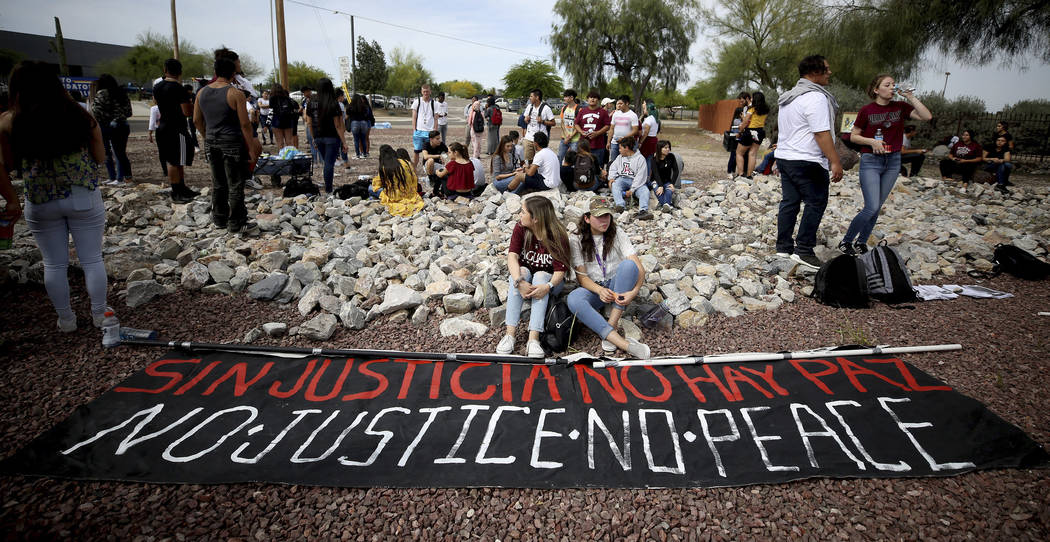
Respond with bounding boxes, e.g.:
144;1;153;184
101;121;132;181
206;138;248;227
939;158;978;181
776;158;830;256
899;153;925;176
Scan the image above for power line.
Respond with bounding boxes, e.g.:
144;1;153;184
284;0;542;59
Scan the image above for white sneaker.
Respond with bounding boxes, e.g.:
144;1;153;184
57;315;77;333
601;339;617;354
246;177;263;190
92;306;114;328
496;335;515;355
334;159;344;167
526;339;545;358
625;338;651;360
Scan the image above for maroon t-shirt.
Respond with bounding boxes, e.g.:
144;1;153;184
508;222;568;274
443;160;475;192
950;141;983;160
854;101;915;153
575;106;611;149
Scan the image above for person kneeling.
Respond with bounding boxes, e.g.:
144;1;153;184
492;132;560;194
497;196;571;358
567;196;651;359
605;136;652;220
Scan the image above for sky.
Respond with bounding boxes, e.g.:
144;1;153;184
2;0;1048;111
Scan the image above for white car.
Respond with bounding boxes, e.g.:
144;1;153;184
386;97;405;108
495;98;509;109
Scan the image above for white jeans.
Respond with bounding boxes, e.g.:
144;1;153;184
25;185;109;320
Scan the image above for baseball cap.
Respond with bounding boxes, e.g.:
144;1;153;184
589;196;614;216
600;97;614;106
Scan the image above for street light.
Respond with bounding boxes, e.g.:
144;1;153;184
942;72;951;97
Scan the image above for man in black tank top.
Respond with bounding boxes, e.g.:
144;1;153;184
193;56;262;233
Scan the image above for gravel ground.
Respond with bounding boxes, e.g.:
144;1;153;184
2;130;1049;540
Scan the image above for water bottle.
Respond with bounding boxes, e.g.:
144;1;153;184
874;129;884;149
375;122;392;129
101;311;121;348
119;326;158;340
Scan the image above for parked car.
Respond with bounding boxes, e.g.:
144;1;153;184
289;90;304;102
367;94;386;108
387;96;405;109
507;99;524;112
495;98;509;110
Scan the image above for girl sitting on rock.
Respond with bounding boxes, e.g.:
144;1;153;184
497;196;571;358
371;144;424;217
432;142;475;199
567;196;651;359
649;140;678;211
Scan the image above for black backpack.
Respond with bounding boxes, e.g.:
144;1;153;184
858;243;917;304
540;300;580;355
472;109;485;133
574;153;596;190
282;175;319;197
993;244;1050;280
813;254;870;308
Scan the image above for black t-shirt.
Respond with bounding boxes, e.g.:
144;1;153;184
307;100;341;139
153;80;190;133
423;140;448;160
985;148;1009;160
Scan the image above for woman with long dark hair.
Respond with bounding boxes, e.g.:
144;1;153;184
491;135;523;192
371;144;423;217
1;61;117;332
92;73;133;184
305;78;347;194
268;83;299;149
734;91;769;179
348;94;374;159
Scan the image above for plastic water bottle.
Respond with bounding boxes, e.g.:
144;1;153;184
119;327;158;340
101;311;121;348
874;129;884;145
375;122;392;129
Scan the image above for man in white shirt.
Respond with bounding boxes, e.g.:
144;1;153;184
496;132;560;194
435;91;449;145
774;55;844;270
411;84;436;167
522;89;555;163
608;95;639;166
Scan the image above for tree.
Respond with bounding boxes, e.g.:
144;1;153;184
355;37;386;97
439;80;481;98
96;32;263;86
262;61;329;92
501;60;563;100
386;47;431;98
0;48;24;78
550;0;699;112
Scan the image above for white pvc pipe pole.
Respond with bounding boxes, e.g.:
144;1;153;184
591;344;962;368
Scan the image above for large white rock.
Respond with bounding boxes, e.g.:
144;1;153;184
439;317;488;338
377;284;424;315
180;262;210;290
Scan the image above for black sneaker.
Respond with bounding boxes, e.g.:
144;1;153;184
853;242;869;255
171;190;193;204
613;205;626;213
790;253;822;270
635;210;654;221
837;241;856;256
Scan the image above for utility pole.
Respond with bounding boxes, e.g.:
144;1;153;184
275;0;289;89
170;0;180;59
942;72;950;98
52;17;68;76
350;16;356;96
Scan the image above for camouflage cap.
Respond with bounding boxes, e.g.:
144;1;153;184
589;196;614;216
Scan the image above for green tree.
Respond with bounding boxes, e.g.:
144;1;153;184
96;32;263;85
439;80;481;98
354;37;387;97
501;59;563;100
1003;99;1050;116
385;47;431;99
262;61;329;92
550;0;698;112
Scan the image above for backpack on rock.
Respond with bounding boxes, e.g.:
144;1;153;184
859;243;917;304
539;300;580;355
993;244;1050;280
813;254;870;308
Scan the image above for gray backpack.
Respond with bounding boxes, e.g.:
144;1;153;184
858;243;916;304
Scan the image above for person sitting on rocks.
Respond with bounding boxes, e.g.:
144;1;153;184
371;144;424;217
491;132;561;195
649;140;678;211
939;129;983;188
982;135;1013;194
899;125;927;177
491;135;524;193
993;121;1014;152
508;130;525;163
431;142;475;200
420;130;448;194
605;135;653;220
496;196;571;358
567;196;651;359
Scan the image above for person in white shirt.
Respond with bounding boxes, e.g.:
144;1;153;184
522;89;555;163
605;135;652;220
496;132;560;194
411;84;437;167
147;99;167;176
435;91;449;144
774;55;844;270
257;90;272;145
608;95;639;166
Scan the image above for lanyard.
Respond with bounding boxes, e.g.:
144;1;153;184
594;242;607;282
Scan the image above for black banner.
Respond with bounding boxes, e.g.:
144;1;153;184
3;351;1047;488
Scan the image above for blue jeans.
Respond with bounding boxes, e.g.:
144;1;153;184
492;174;517;193
101;121;132;181
591;147;608;171
776;159;830;256
843;152;901;245
983;162;1013;185
350;120;370;157
612;176;650;211
567;260;639;339
558;140;578;162
496;173;546;194
757;150;776;174
506;268;564;332
314;137;341;192
306;129;319;164
654;183;674;207
25;185;109;321
609;140;621;166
